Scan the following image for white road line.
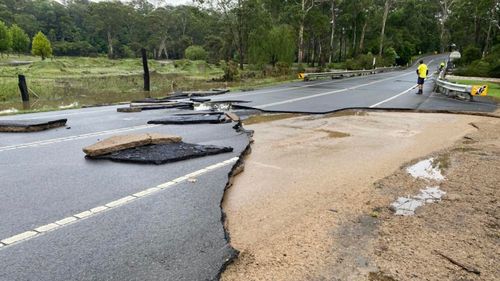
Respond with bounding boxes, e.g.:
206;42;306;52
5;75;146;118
0;124;159;153
254;71;415;108
213;70;401;100
369;84;417;108
0;157;239;249
367;60;435;108
0;107;116;121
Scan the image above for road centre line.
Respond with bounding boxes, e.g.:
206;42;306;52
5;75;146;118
254;71;415;108
0;157;239;249
213;70;404;100
0;124;159;153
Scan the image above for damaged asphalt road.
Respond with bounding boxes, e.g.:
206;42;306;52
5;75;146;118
0;55;497;281
0;108;250;281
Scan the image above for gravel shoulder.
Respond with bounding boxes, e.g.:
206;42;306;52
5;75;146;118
221;111;500;280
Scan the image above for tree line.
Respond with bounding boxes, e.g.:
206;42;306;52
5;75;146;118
0;0;498;69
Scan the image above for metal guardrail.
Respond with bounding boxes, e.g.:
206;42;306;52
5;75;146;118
301;66;401;81
434;68;475;100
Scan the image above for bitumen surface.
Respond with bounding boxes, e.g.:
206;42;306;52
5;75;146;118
0;54;497;281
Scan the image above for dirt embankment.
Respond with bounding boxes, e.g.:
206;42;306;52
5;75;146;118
221;111;500;281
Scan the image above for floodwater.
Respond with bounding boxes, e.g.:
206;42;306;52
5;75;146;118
0;73;230;115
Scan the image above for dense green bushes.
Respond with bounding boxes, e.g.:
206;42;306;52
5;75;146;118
185;45;208;61
454;44;500;78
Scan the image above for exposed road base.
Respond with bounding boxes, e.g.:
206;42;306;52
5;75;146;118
233;105;500;118
0;118;67;132
88;142;234;165
220;111;499;280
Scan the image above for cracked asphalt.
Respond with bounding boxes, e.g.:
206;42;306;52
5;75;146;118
0;54;497;281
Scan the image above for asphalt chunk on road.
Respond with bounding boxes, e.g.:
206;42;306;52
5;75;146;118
148;113;229;125
88;142;234;165
0;118;67;132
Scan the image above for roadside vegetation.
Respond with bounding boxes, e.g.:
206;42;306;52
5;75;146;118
0;0;497;113
453;45;500;78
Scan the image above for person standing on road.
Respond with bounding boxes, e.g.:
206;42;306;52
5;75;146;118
416;60;428;95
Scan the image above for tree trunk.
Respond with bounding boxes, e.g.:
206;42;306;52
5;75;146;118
379;0;390;56
329;0;336;64
311;38;316;67
439;22;446;53
359;21;367;52
158;36;168;59
298;17;305;64
107;30;114;59
439;0;456;53
483;12;493;58
352;22;357;56
237;0;244;70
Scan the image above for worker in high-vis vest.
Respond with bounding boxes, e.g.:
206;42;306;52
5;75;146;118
416;60;428;95
439;61;445;71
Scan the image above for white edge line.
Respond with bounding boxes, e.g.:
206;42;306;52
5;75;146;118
369;84;418;108
0;124;159;153
0;157;239;249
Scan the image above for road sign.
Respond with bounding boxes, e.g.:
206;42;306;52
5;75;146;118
471;85;488;96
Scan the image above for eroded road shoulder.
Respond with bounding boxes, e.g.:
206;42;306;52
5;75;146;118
221;111;499;280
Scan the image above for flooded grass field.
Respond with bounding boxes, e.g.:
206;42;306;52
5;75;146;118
0;56;296;114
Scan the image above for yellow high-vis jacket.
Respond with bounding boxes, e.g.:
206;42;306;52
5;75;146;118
417;64;428;78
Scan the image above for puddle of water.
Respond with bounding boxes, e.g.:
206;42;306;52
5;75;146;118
59;102;79;109
390;186;446;216
406;158;445;181
0;108;19;115
242;113;300;125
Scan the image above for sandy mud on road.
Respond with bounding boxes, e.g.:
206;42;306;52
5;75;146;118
221;111;500;280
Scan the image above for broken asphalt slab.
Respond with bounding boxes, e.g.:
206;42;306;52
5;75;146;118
148;113;229;125
87;142;233;165
82;133;182;157
0;119;67;132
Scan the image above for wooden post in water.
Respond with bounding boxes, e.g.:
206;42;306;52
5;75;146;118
141;48;150;92
18;75;30;109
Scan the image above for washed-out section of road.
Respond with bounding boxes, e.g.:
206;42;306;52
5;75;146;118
221;111;496;280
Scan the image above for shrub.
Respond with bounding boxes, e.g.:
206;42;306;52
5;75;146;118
383;47;398;65
52;41;97;56
31;31;52;60
462;46;482;65
185;45;208;61
222;60;239;81
296;63;306;73
275;62;291;76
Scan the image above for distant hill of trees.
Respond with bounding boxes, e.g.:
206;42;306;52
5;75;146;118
0;0;497;70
